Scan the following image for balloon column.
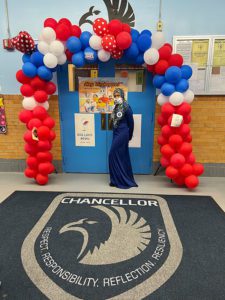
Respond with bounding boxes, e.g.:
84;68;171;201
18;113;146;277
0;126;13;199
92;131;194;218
14;17;203;187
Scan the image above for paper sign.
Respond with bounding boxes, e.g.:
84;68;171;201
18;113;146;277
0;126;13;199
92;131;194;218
170;114;183;127
75;113;95;147
129;114;142;148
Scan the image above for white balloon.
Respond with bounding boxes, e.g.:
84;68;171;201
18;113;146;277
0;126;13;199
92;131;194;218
144;48;159;65
157;93;169;106
22;97;37;110
37;100;49;110
49;40;65;57
169;92;184;106
89;35;102;50
183;89;194;104
44;53;58;68
57;53;67;65
37;41;49;55
41;27;56;43
152;32;165;49
98;49;110;62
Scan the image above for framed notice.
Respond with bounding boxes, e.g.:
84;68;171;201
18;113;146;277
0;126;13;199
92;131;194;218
129;114;142;148
0;97;7;134
74;113;95;147
173;35;225;95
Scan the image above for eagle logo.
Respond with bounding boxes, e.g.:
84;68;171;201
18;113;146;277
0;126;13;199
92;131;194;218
59;205;151;265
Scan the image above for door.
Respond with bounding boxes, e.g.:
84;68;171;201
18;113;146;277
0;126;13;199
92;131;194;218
57;62;155;174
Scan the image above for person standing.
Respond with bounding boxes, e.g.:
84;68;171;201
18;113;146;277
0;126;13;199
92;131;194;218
109;88;138;189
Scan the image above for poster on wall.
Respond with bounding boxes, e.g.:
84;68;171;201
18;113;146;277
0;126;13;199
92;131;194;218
78;77;128;113
74;113;95;147
129;114;142;148
0;97;7;134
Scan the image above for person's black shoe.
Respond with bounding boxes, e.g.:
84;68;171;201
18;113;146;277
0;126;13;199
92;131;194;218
109;182;115;187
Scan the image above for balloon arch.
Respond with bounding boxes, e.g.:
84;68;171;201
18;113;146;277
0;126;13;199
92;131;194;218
14;17;204;188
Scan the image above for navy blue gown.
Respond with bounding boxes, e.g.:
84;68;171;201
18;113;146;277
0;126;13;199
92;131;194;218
109;105;138;189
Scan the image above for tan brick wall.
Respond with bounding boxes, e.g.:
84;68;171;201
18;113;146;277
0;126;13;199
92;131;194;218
0;95;62;160
1;95;225;163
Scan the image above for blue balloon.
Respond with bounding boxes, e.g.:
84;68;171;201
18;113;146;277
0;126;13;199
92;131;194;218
131;29;140;42
181;65;192;80
137;34;152;52
66;37;82;53
30;51;44;67
141;29;152;37
165;66;182;84
22;62;37;78
80;31;92;49
124;42;139;59
161;83;175;96
37;66;53;81
135;53;144;65
153;75;166;89
72;51;85;67
22;54;31;63
176;78;189;92
84;47;97;63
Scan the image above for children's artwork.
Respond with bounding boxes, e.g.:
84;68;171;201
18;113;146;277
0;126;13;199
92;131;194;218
78;77;128;113
0;97;7;134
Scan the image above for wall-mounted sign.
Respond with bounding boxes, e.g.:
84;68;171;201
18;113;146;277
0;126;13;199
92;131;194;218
0;97;7;134
75;113;95;147
129;114;142;148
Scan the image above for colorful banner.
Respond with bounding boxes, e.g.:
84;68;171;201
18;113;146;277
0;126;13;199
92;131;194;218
79;77;128;113
0;97;7;134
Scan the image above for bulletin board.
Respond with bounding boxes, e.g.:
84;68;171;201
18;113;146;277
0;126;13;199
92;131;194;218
173;35;225;95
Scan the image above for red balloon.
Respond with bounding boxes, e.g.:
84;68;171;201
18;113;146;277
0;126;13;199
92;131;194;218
24;168;37;178
161;125;174;138
19;109;33;124
55;24;71;41
176;124;190;138
160;144;175;158
108;19;123;36
179;142;192;156
37;126;50;140
165;166;179;179
157;114;167;126
183;114;191;124
157;135;167;146
186;153;196;165
71;25;82;37
23;130;37;145
160;156;170;167
58;18;72;28
164;43;173;51
49;130;56;141
45;82;56;95
38;140;51;151
184;134;192;143
38;162;52;175
122;23;131;33
154;60;169;75
192;163;204;176
180;163;193;177
24;143;38;155
168;54;183;67
116;31;132;50
26;156;38;169
176;102;191;116
36;173;49;185
185;175;199;189
170;153;185;168
111;47;124;59
146;64;155;73
34;90;48;103
36;151;53;162
93;18;108;36
102;34;117;52
44;18;58;30
27;118;42;130
43;117;55;129
158;45;172;60
33;106;48;120
169;134;183;150
48;163;55;173
65;49;73;62
161;103;176;118
16;70;30;84
173;176;185;186
20;84;34;97
30;76;46;90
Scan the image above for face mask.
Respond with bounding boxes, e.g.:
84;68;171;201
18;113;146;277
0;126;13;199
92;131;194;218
114;97;123;105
